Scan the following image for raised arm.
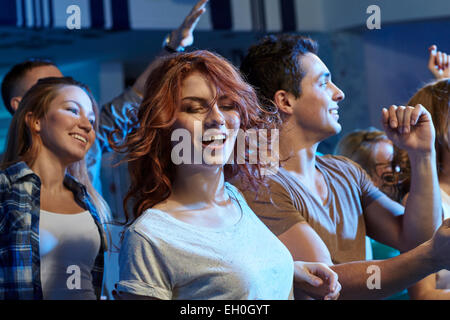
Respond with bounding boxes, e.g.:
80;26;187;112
370;104;441;250
97;0;208;153
131;0;208;96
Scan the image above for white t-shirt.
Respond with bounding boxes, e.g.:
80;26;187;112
117;183;294;300
39;210;101;300
436;188;450;289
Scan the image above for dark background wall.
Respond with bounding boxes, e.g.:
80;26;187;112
1;0;449;155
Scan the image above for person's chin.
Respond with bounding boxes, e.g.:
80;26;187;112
322;123;341;139
202;156;227;167
334;123;342;134
65;151;87;165
202;144;232;166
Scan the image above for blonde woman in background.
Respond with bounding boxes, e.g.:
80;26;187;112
407;77;450;299
335;128;410;204
0;77;110;300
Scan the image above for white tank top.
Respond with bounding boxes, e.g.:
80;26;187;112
39;209;101;300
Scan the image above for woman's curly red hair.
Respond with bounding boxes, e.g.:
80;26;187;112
110;50;278;225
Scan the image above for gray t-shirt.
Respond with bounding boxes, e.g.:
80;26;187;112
117;183;294;300
238;155;384;264
39;210;100;300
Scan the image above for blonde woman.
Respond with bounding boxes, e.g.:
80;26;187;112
407;78;450;299
0;77;109;300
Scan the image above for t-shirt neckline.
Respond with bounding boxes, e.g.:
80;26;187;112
147;183;245;233
40;209;90;216
280;156;333;208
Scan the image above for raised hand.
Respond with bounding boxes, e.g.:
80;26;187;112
381;104;435;155
168;0;209;50
132;0;209;95
294;261;341;300
428;45;450;80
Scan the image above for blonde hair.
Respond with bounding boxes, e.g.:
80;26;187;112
1;77;110;225
335;127;389;175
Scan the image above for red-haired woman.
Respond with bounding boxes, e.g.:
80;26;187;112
112;51;341;300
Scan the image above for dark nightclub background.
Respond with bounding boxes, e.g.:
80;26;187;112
0;0;449;153
0;0;449;298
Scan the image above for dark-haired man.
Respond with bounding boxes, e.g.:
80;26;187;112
1;60;62;114
238;34;449;299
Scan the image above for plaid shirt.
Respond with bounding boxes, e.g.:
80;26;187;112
0;162;107;300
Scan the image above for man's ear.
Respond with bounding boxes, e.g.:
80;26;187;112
26;112;41;133
273;90;296;116
10;97;22;112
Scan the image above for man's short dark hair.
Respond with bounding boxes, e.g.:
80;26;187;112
240;34;318;106
1;59;57;115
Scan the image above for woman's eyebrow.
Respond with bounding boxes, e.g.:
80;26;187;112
181;96;208;104
181;95;231;105
218;95;231;101
63;100;95;117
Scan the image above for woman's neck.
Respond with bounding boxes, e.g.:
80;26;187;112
30;150;68;193
171;164;228;205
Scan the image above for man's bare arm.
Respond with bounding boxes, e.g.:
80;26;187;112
365;105;442;251
279;220;450;300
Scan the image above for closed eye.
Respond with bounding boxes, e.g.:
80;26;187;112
184;106;207;113
318;72;331;88
67;107;79;115
220;105;236;110
181;100;210;113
